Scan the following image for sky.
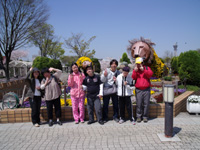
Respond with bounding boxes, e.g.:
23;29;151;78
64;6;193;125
27;0;200;61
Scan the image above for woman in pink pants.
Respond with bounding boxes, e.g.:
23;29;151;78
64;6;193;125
68;63;85;124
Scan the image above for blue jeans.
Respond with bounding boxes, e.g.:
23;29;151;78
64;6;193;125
103;94;119;120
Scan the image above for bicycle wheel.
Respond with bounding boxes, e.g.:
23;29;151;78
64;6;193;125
2;92;19;109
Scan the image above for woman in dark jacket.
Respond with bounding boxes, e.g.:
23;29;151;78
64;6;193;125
26;67;43;127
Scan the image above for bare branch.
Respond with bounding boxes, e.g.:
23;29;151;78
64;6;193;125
64;33;96;58
0;0;49;81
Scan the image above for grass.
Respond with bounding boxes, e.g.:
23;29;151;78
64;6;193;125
178;85;200;92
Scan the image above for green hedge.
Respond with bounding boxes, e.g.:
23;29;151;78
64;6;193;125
171;57;178;74
32;56;62;70
178;50;200;86
163;76;172;81
91;58;101;73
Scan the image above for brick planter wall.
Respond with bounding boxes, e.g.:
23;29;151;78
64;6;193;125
0;91;194;123
0;79;28;101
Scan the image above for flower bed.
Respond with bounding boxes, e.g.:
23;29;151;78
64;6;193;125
153;89;186;103
150;77;162;82
0;91;194;123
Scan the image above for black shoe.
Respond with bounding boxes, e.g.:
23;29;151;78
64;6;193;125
143;118;148;123
57;121;62;126
103;118;109;123
87;120;95;125
113;118;119;122
49;121;53;127
99;120;104;125
136;118;141;123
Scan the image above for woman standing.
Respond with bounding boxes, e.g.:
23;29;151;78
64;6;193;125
26;67;42;127
68;63;85;124
41;67;62;127
101;59;120;123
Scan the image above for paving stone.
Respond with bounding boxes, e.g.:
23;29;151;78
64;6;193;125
0;112;200;150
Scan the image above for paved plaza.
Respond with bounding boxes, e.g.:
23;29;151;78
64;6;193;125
0;112;200;150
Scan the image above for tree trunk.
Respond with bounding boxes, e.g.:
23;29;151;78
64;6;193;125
5;63;10;82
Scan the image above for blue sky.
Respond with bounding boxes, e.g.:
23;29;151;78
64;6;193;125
28;0;200;60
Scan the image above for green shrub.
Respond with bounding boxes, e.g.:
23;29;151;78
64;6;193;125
91;58;101;73
178;50;200;86
164;76;172;81
178;85;200;91
162;65;169;77
171;56;179;74
33;56;62;70
120;52;131;64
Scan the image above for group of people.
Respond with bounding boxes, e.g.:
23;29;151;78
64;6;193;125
26;67;63;127
26;57;153;127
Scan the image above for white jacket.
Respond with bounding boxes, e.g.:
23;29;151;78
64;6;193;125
116;73;135;96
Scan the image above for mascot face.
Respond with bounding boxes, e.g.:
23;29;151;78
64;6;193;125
127;37;155;65
131;42;149;57
82;61;91;69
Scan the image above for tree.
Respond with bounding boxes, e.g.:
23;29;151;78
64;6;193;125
33;56;62;70
60;55;78;66
178;50;200;86
65;33;96;58
0;0;48;81
91;58;101;73
11;50;28;61
163;50;173;67
171;57;179;74
47;42;65;60
120;52;131;64
29;24;56;57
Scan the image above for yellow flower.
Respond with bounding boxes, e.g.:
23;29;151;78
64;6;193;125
133;90;136;95
60;98;87;106
76;56;93;68
150;48;169;78
84;98;87;106
151;90;155;95
150;78;161;82
60;98;65;106
133;90;155;95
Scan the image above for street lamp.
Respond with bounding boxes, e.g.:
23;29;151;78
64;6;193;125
164;84;174;137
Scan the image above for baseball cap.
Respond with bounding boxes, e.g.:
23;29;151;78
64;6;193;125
135;57;143;64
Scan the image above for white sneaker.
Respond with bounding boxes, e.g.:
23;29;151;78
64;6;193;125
119;119;125;124
34;123;40;127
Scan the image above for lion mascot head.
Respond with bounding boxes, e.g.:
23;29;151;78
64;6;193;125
127;37;155;65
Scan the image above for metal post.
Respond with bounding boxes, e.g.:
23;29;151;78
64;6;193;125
165;102;173;137
164;84;174;138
